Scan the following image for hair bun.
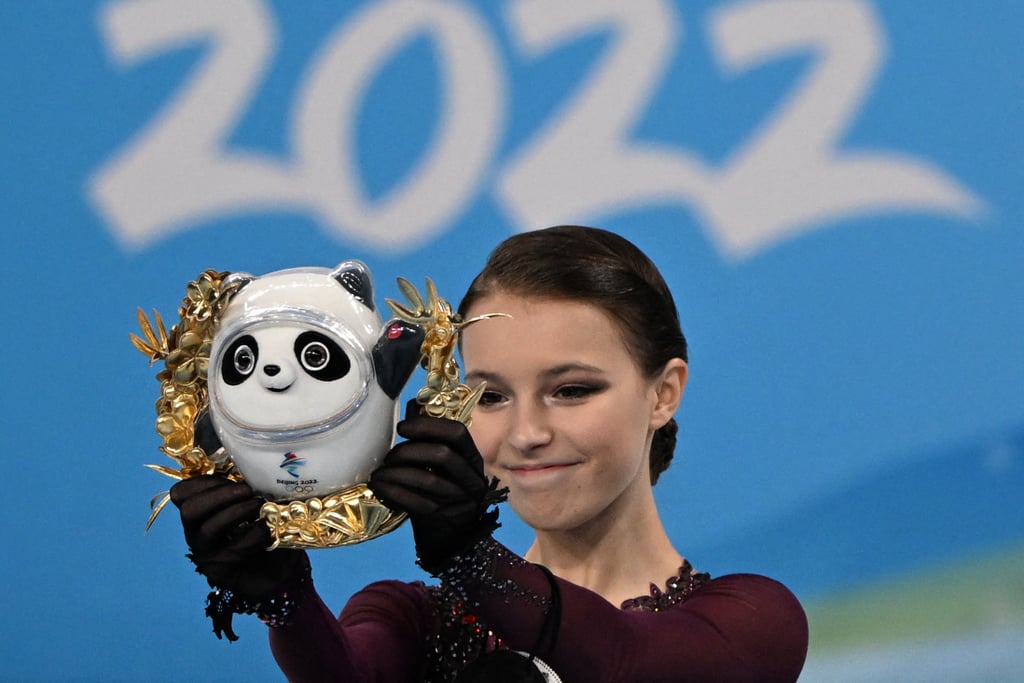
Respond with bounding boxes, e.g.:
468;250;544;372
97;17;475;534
650;418;677;484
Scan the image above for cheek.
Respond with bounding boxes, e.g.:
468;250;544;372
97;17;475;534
577;403;653;470
468;416;501;466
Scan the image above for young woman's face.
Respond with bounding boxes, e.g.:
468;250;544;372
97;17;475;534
461;293;683;534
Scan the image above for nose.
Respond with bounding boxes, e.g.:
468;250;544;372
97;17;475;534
507;400;553;452
264;364;281;376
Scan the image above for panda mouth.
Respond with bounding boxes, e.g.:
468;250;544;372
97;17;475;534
267;384;292;393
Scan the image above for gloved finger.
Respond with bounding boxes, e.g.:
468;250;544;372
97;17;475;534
223;516;273;554
191;498;264;552
368;476;443;516
175;479;258;526
396;413;482;469
370;463;467;503
430;499;481;523
170;475;244;507
381;441;485;493
378;443;483;497
398;398;484;474
402;398;424;420
171;477;255;519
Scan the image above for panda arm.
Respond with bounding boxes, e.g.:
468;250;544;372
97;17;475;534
372;321;425;399
194;411;223;454
269;579;431;682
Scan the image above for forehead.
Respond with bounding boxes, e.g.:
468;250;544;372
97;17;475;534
460;294;634;371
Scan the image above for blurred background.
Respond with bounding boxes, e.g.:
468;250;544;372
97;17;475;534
2;1;1021;680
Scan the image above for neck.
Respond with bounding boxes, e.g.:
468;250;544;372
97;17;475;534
523;485;683;608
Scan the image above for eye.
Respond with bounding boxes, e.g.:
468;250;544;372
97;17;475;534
293;331;350;382
300;341;329;371
553;384;602;401
234;345;255;374
221;335;258;386
477;390;507;407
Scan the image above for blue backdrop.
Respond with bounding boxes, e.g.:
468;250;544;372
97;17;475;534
2;1;1021;680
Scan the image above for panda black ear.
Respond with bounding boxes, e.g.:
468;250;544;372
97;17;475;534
332;260;374;312
222;271;255;293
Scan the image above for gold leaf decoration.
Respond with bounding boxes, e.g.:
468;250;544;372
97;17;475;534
385;277;508;427
133;270;241;531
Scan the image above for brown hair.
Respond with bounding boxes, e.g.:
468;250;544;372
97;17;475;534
458;226;687;484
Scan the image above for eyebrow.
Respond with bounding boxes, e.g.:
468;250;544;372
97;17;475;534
465;362;605;385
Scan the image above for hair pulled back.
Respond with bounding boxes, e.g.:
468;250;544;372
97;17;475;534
458;226;687;485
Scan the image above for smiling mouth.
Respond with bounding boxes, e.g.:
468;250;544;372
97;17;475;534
507;463;577;474
267;385;292;393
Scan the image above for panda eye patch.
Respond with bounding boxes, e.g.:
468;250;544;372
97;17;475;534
222;335;258;386
294;331;350;381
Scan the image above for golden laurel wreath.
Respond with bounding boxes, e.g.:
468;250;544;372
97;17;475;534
133;270;503;550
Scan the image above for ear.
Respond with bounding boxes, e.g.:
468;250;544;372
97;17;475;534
649;358;687;430
332;260;375;311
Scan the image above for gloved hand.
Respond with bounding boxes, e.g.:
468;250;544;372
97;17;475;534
170;475;309;639
369;402;507;573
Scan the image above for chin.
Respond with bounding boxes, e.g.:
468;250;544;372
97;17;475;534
510;500;585;533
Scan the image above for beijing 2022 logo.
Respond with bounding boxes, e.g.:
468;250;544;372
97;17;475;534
279;452;306;479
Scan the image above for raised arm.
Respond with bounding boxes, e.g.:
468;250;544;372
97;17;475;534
439;537;808;682
171;475;434;682
268;578;433;682
369;407;808;682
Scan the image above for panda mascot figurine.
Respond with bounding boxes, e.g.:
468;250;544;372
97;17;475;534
205;260;423;502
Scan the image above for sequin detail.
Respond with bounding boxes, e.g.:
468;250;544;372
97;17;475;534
425;537;550;682
424;539;707;680
202;560;311;641
619;560;711;612
425;585;502;682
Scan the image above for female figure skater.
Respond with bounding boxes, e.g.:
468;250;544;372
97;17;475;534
171;226;808;682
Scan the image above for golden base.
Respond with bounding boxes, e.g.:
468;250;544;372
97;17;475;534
260;484;407;549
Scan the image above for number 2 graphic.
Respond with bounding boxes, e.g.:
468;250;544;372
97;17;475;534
89;0;985;259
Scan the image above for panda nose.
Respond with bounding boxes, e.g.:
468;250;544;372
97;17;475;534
264;364;281;376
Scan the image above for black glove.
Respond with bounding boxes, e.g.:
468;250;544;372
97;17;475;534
369;402;507;573
169;475;309;639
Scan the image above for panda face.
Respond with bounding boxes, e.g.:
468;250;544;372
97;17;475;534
212;323;367;430
221;331;351;388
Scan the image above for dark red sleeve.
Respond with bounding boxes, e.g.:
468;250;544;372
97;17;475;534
267;541;807;682
440;539;809;683
268;579;434;683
